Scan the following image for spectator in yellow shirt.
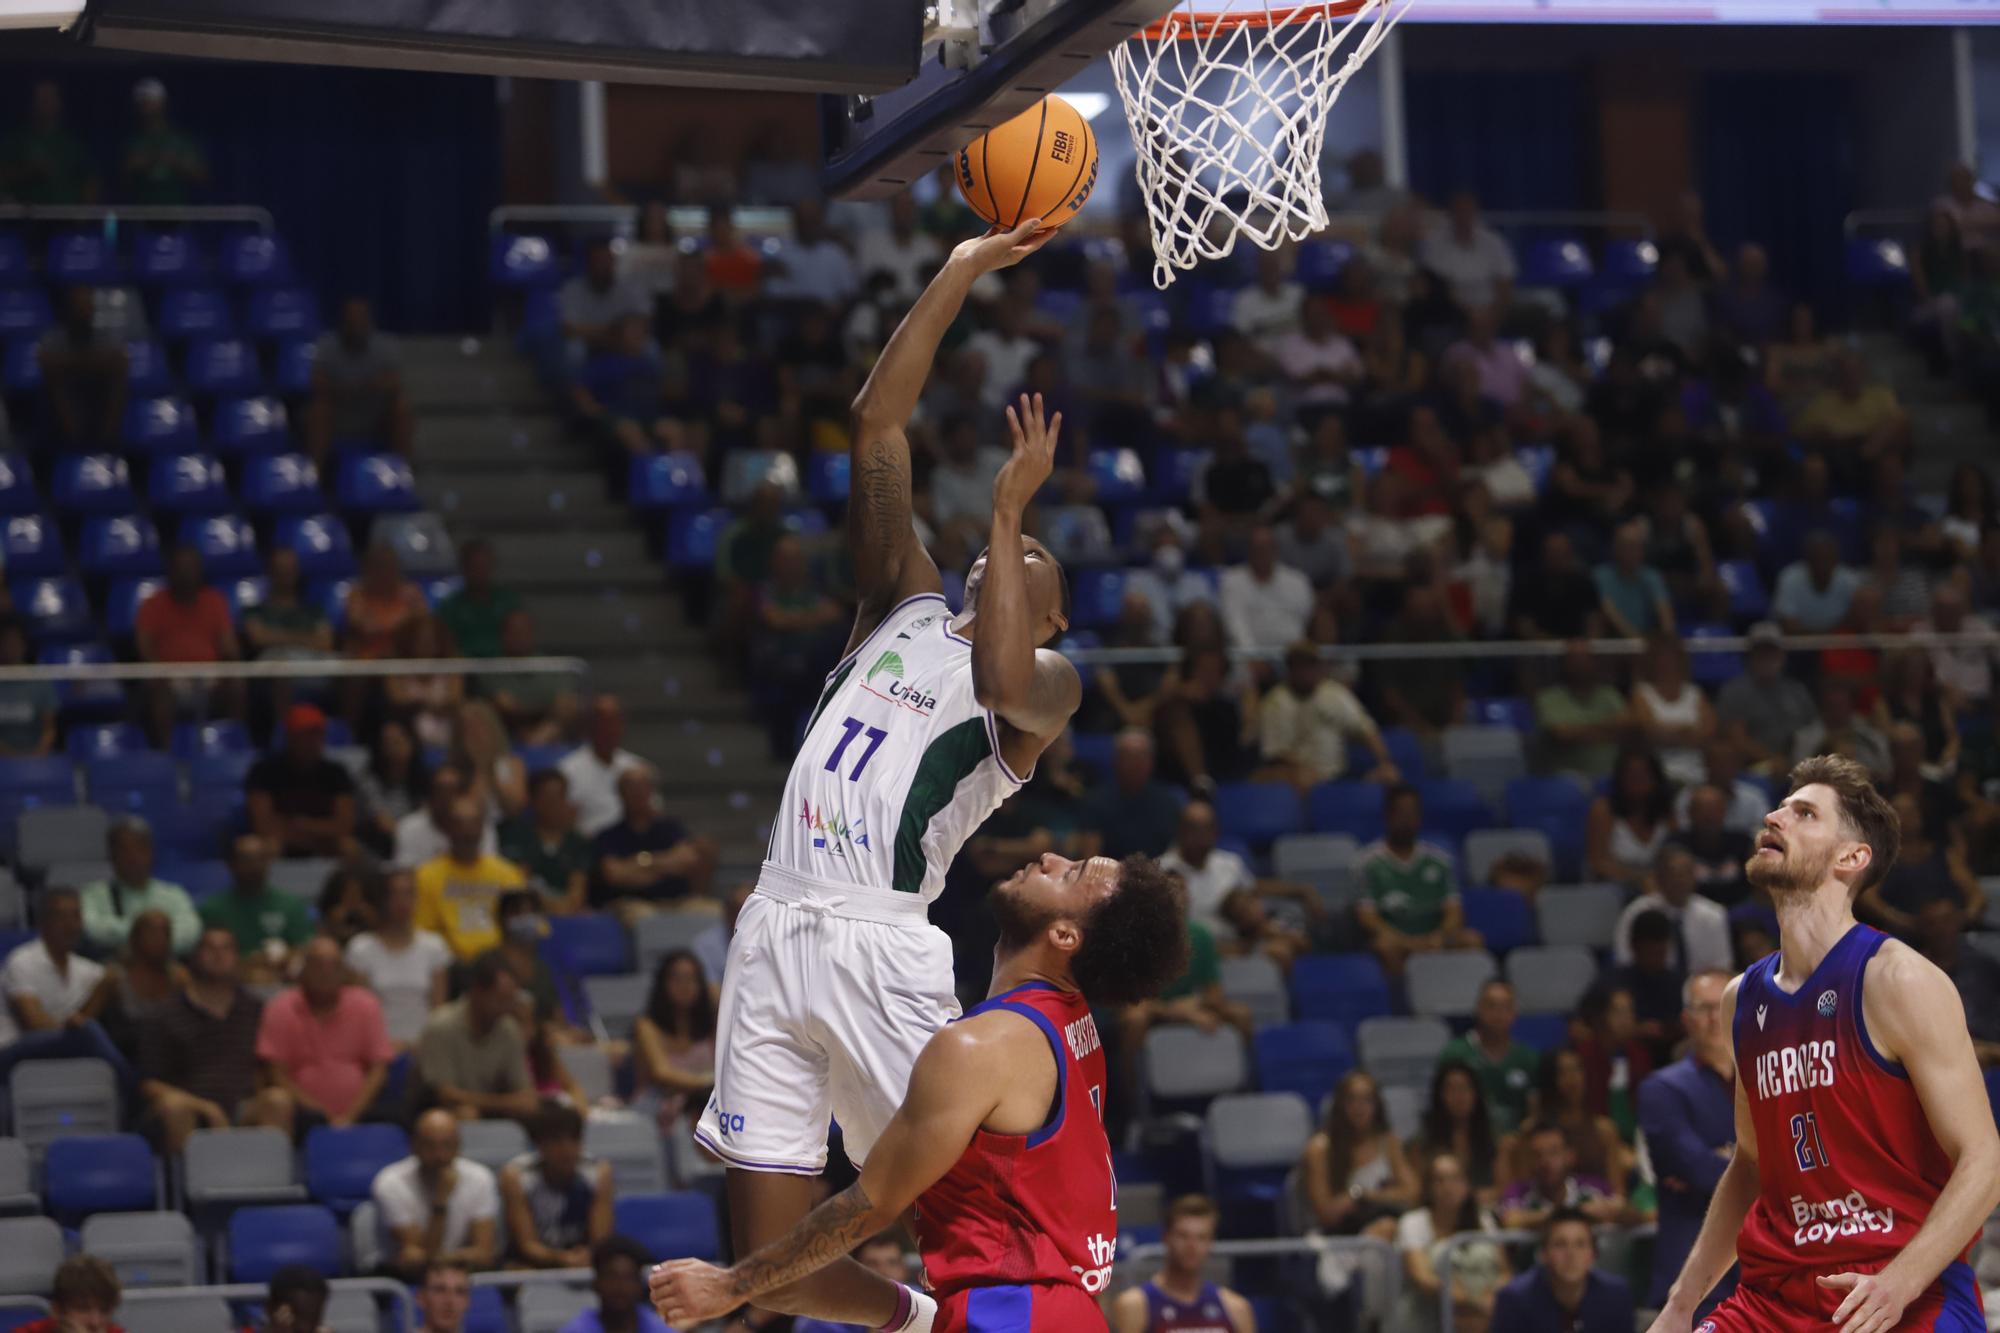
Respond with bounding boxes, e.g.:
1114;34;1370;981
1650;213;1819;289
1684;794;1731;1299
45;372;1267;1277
414;797;526;962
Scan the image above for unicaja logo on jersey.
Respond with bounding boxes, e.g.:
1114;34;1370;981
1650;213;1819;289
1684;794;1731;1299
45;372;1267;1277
867;650;904;684
1073;1232;1116;1293
861;649;939;714
1818;989;1838;1017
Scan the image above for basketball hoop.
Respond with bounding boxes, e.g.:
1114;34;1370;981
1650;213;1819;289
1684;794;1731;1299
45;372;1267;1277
1110;0;1409;288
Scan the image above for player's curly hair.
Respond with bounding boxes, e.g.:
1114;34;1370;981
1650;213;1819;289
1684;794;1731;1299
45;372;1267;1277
1071;855;1189;1007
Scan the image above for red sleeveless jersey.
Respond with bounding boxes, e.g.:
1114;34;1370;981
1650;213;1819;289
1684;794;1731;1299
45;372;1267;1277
913;981;1119;1301
1731;923;1971;1289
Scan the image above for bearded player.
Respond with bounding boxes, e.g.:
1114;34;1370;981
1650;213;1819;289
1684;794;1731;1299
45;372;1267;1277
654;851;1188;1330
692;220;1081;1333
1648;755;2000;1333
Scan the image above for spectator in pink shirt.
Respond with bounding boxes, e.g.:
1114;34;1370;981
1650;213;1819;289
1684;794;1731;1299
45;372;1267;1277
1269;298;1363;412
1445;305;1526;409
257;935;395;1128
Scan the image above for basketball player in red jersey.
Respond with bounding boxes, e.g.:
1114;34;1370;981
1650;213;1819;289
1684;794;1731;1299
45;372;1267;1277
1649;754;2000;1333
649;851;1187;1331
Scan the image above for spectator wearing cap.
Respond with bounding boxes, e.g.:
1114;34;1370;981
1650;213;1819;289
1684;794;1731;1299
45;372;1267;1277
118;78;207;204
1635;969;1737;1313
79;818;201;957
1488;1206;1635;1333
257;936;394;1129
1256;641;1396;791
0;614;55;756
1715;623;1818;771
410;952;538;1123
414;795;527;964
247;703;361;858
200;833;311;984
501;769;591;914
14;1255;124;1333
308;296;414;461
559;697;648;837
396;766;498;869
135;544;243;748
373;1108;501;1280
589;767;718;923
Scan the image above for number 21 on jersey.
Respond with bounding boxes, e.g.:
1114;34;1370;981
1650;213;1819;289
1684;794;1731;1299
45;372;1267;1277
824;717;888;781
1791;1111;1832;1172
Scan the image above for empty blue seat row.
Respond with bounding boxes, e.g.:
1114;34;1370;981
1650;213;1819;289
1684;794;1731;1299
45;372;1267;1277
29;232;295;291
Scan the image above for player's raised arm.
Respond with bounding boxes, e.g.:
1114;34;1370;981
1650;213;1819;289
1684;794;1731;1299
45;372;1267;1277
1816;946;2000;1331
650;1015;1024;1324
844;220;1054;649
973;393;1080;742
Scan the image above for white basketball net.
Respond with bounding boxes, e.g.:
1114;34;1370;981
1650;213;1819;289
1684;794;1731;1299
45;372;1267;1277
1110;0;1408;288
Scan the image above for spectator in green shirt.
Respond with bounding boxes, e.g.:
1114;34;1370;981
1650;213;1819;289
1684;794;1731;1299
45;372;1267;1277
1593;521;1675;638
1354;784;1482;976
479;611;578;746
1535;641;1632;780
200;833;313;983
437;540;521;660
500;769;591;914
1438;978;1542;1134
117;78;208;206
0;81;97;205
79;818;203;957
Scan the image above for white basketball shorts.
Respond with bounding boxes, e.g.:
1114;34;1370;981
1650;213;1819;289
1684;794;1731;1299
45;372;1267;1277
694;863;960;1173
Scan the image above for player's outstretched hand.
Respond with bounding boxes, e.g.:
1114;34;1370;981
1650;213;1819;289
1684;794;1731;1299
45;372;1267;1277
1818;1269;1917;1333
1640;1302;1693;1333
650;1258;739;1326
994;392;1062;515
951;218;1057;273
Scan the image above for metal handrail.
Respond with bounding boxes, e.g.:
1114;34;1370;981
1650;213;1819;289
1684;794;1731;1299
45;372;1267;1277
470;1266;593;1289
122;1277;415;1333
488;204;792;237
1436;1221;1656;1331
1844;208;1921;239
1065;627;2000;668
0;1297;47;1316
0;654;587;684
0;204;275;232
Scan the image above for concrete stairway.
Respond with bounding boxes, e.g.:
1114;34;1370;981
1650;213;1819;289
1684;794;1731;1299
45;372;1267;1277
398;336;784;879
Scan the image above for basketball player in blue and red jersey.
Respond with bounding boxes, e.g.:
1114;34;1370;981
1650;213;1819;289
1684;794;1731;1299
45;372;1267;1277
1111;1195;1254;1333
1648;754;2000;1333
650;851;1187;1331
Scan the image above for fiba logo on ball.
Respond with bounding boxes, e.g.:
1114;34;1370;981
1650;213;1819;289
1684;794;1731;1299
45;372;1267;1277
1818;990;1839;1017
1049;129;1077;165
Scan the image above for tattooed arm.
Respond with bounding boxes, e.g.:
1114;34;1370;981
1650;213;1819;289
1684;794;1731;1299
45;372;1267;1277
653;1011;1051;1324
843;220;1054;656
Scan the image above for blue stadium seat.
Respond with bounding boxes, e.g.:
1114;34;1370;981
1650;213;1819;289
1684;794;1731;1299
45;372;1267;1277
806;451;848;503
0;456;37;517
241;454;323;515
1846;236;1909;288
185;338;263;396
1600;238;1658;285
310;579;355;631
13;577;94;643
1351;726;1424;781
274;514;357;579
491;233;559;287
178;514;263;579
227;1204;340;1281
1213;781;1304;847
157;856;231;900
214;397;293;456
1069;569;1127;629
781;508;829;538
157;288;234;340
188;750;257;796
462;1286;507;1333
274;340;316;394
0;288;51;340
43;1134;157;1224
1;338;39;391
87;753;180;813
1293;239;1352;291
46;232;119;285
1308;782;1384;840
1186;284;1238;337
173;721;251;759
516;287;560;344
664;508;728;569
1504;776;1591;876
543;914;630;977
0;516;64;576
1520;237;1594;289
1467;696;1533;732
66;723;149;761
219;234;292;287
78;515;163;578
1512;1012;1571;1053
0;754;76;801
156;795;241;862
1087;448;1146;503
1412;778;1493;841
1717;559;1769;623
245;287;322;340
1458;888;1536;956
613;1193;721;1263
41;642;123;721
122;397;201;453
334;454;421;513
1149;448;1207;503
124;339;170;394
304;1124;408;1215
132;231;206;286
1252;1021;1353;1106
51;454;136;515
149;454;233;515
1290;954;1391;1032
105;578;166;639
0;234;26;282
227;574;268;618
1686;623;1742;686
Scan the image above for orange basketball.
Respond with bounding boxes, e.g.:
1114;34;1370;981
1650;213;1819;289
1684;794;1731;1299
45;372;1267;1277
956;94;1099;230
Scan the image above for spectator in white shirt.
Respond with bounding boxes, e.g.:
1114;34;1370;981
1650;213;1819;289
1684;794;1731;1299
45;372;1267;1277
558;697;648;838
1233;249;1306;343
1157;800;1320;939
1268;299;1364;408
851;193;942;302
1220;525;1315;655
0;887;108;1047
1919;583;1998;705
1419;192;1518;314
964;299;1042;408
373;1108;500;1281
558;241;650;361
1611;845;1732;975
345;871;451;1049
1125;520;1218;643
395;766;496;870
763;199;858;306
1257;642;1399;790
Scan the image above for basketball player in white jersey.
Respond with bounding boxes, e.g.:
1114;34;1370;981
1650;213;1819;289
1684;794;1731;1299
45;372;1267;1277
692;219;1084;1332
